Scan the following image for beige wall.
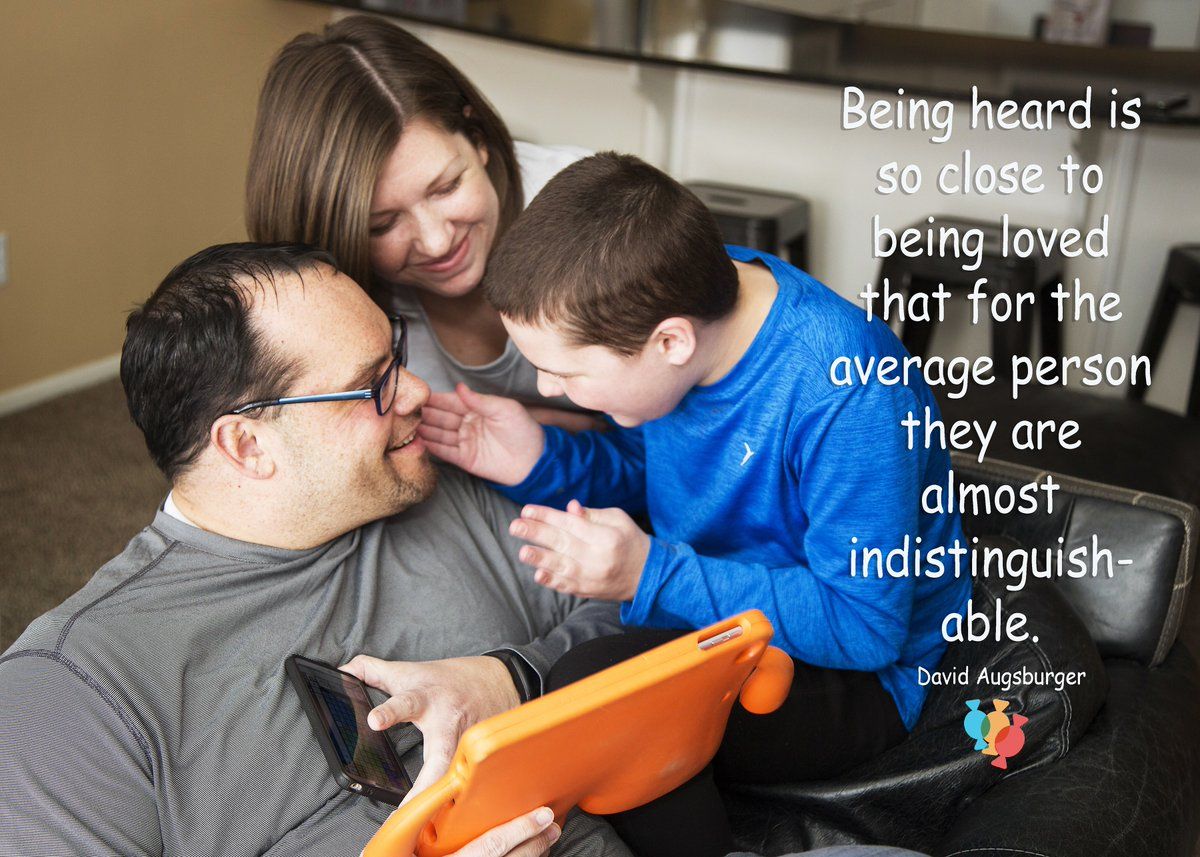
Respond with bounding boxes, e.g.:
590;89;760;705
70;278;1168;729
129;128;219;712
0;0;331;393
6;5;1198;410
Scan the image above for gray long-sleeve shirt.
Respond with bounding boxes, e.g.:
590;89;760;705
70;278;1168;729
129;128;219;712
0;467;628;856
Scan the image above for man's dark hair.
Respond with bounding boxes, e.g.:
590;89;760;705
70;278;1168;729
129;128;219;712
121;242;338;481
483;152;738;355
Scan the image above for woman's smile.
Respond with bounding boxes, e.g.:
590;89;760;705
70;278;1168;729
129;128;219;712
415;230;472;275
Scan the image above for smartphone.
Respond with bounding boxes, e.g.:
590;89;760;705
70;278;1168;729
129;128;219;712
285;654;413;805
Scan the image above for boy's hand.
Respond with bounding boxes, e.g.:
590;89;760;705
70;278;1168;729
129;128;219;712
418;383;546;485
510;500;649;601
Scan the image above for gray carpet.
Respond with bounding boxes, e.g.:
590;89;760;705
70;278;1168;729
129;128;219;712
0;378;166;651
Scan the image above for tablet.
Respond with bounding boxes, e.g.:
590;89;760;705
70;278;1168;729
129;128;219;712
285;655;413;805
362;610;793;857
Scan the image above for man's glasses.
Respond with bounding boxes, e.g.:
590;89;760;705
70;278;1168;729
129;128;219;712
227;315;408;417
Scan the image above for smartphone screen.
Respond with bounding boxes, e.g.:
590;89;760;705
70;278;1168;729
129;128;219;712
286;655;412;803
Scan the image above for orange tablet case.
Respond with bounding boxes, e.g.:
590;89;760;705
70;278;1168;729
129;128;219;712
362;610;794;857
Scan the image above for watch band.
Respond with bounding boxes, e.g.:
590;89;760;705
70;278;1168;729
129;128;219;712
484;649;539;704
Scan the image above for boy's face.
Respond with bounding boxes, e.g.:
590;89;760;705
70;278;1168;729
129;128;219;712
503;317;694;428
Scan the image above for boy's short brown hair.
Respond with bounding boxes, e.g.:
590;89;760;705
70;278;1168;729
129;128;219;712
483;152;738;355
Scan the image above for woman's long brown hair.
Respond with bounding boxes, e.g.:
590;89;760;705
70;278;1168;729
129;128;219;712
246;15;522;296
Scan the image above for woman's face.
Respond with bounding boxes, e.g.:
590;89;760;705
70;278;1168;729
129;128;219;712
368;118;501;298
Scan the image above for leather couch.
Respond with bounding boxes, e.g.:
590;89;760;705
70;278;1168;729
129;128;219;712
723;454;1200;857
940;385;1200;510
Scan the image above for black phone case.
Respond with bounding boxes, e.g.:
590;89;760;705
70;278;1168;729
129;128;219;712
285;654;412;805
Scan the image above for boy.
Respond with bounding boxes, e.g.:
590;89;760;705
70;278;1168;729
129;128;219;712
418;152;970;853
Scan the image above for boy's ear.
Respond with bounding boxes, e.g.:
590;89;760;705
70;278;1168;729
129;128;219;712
650;317;698;367
210;414;278;480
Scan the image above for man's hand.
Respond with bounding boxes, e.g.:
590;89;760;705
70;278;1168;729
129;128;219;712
444;807;560;857
366;807;560;857
339;655;521;800
509;500;650;601
418;384;546;485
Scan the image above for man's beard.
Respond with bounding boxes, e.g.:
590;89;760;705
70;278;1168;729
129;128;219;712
283;438;441;543
379;448;438;514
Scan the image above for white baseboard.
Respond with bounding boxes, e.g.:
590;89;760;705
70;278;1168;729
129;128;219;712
0;354;122;418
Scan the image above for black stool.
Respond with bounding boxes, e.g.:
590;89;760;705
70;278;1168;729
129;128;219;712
685;181;810;271
1128;244;1200;419
877;216;1064;369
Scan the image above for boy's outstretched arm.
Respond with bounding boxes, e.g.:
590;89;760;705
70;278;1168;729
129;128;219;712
627;383;932;671
510;495;915;671
420;384;648;512
512;383;948;674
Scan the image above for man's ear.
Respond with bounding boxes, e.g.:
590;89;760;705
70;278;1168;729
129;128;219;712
210;415;278;480
650;317;698;367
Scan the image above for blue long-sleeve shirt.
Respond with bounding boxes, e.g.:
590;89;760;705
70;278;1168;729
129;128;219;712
499;246;971;729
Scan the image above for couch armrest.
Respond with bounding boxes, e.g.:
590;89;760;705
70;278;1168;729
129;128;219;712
950;453;1198;668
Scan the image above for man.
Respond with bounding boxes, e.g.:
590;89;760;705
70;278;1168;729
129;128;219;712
0;244;627;856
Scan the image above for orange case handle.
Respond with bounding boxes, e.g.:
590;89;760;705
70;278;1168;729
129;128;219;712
739;646;794;714
362;775;461;857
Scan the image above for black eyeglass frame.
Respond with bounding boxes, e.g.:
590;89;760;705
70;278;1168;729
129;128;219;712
227;315;408;417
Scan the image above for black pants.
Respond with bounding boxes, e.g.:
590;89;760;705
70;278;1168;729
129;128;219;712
547;629;908;857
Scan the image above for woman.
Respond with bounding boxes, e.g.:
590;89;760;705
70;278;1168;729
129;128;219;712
246;15;591;426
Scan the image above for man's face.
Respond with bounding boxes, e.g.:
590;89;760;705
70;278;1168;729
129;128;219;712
252;267;436;532
502;317;691;428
